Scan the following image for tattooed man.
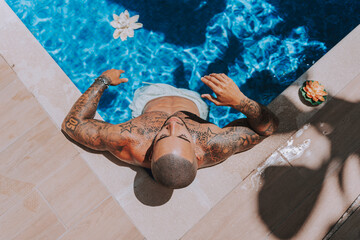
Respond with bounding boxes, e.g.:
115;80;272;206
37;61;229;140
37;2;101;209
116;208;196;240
62;69;279;189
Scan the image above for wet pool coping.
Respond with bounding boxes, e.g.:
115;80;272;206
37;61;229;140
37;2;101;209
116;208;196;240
1;1;360;239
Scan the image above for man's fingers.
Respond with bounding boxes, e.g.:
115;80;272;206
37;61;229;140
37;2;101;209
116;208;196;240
205;75;222;86
210;73;234;83
116;69;125;77
209;73;226;82
117;70;127;83
217;73;228;82
201;94;222;106
201;76;220;91
221;73;234;82
114;78;128;85
201;77;216;89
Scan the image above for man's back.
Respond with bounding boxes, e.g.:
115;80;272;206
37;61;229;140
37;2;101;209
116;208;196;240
62;70;278;174
101;109;261;169
100;95;203;167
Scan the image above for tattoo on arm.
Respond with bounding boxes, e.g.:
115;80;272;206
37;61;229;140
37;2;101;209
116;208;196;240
189;125;261;166
235;98;262;119
65;117;80;132
203;127;262;164
73;119;108;149
68;81;106;120
118;122;137;134
234;98;279;136
62;81;111;150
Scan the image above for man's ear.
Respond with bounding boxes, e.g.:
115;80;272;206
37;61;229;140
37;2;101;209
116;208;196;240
194;148;202;169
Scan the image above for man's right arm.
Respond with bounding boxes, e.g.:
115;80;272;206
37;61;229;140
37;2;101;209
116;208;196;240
62;69;130;152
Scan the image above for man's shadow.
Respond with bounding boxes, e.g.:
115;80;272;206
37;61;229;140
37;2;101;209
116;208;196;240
268;0;360;49
256;78;360;238
107;0;226;47
61;130;174;206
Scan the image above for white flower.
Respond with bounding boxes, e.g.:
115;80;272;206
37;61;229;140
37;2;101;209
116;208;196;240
111;10;143;41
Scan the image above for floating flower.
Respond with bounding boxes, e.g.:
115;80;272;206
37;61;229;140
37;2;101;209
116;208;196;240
111;10;143;41
300;80;328;105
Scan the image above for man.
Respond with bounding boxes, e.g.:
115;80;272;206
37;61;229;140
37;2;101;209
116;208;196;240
62;69;279;189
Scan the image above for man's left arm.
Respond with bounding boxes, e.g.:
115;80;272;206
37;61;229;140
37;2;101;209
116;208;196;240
200;73;279;157
62;69;128;150
201;73;279;137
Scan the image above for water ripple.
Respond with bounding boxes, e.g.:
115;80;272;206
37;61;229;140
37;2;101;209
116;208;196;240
7;0;357;126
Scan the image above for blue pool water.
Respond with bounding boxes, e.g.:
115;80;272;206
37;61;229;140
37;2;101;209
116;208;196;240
6;0;360;126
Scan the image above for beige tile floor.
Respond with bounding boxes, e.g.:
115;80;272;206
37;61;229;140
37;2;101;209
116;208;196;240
1;0;360;239
0;57;144;240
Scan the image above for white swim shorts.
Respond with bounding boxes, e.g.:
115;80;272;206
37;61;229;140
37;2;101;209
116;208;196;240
129;83;209;120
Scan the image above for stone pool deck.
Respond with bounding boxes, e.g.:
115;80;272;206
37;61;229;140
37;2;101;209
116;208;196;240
1;1;359;239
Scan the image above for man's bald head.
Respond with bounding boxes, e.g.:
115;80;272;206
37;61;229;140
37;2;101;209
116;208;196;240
151;153;197;189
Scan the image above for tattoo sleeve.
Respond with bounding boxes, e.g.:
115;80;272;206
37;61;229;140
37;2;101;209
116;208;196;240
233;98;279;136
201;126;262;166
62;81;110;150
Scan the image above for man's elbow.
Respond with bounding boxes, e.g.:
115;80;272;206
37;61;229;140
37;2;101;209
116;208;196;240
272;115;280;134
61;116;77;137
61;118;67;132
262;116;279;136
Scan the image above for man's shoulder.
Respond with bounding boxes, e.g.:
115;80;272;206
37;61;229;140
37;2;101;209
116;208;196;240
111;112;167;138
187;121;221;146
191;118;260;146
195;124;262;167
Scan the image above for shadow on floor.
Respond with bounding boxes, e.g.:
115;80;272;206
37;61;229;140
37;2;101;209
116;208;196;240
257;77;360;238
258;165;325;238
103;152;174;206
61;130;173;206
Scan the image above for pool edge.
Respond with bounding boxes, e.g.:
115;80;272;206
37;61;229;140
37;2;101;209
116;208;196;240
1;0;360;239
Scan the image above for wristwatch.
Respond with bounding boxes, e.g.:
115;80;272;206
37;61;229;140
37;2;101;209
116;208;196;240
95;76;111;88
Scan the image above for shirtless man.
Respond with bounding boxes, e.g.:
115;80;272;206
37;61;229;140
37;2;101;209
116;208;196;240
62;69;279;189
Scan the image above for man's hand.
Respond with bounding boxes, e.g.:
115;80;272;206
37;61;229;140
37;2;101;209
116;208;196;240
201;73;246;108
100;69;128;86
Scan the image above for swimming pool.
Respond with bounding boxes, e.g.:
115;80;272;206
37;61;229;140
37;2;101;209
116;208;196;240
6;0;360;127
